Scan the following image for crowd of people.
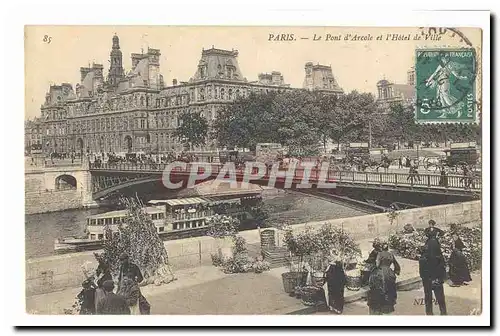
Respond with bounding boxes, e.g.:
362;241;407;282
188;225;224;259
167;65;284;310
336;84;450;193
76;253;151;315
320;219;472;315
89;151;203;169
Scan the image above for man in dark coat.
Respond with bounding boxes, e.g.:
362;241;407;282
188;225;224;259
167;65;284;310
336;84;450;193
118;253;144;290
77;279;96;315
418;245;447;315
96;280;130;315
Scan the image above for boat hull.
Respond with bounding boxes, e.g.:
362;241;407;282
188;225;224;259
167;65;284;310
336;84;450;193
53;227;211;253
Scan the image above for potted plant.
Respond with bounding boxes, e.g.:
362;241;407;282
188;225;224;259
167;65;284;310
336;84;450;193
345;258;365;291
281;227;315;294
252;256;271;274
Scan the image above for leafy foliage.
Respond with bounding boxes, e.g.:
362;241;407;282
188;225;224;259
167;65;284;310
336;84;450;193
282;223;361;271
174;111;209;150
98;197;175;285
388;224;482;271
210;235;270;274
213;89;480;153
206;214;239;239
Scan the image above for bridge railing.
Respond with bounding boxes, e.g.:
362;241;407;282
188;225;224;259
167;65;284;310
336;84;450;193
90;162;481;192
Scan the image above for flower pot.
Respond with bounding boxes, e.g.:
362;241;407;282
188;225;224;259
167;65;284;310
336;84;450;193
346;275;362;291
311;272;325;287
301;286;322;306
293;286;303;298
281;271;308;294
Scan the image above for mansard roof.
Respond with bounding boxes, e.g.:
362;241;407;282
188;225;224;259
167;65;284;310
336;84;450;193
190;47;246;82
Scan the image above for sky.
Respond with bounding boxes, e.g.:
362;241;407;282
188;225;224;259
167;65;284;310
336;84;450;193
24;26;481;120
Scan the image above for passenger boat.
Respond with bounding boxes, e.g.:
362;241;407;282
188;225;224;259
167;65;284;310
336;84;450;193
53;195;260;253
54;206;167;252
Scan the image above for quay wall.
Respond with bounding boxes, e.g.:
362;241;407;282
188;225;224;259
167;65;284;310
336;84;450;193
26;200;481;296
25;190;84;215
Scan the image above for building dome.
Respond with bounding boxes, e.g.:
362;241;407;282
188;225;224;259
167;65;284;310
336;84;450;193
377;79;390;86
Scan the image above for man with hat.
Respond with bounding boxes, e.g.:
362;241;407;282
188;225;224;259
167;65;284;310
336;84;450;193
118;253;144;291
96;280;130;315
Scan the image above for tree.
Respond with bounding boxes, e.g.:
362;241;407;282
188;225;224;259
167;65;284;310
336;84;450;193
384;104;481;147
386;103;418;147
325;91;372;148
174;111;208;150
273;91;321;155
212;92;281;150
99;197;175;286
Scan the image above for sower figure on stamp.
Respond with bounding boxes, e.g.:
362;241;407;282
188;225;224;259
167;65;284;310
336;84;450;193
424;53;469;118
418;245;447;315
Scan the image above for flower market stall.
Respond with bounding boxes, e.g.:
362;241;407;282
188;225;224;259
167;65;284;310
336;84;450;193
281;223;362;307
388;223;482;271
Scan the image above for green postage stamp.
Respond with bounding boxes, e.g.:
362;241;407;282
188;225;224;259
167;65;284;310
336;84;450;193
415;48;477;123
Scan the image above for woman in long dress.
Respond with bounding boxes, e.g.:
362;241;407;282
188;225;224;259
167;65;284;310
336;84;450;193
94;253;113;312
448;234;472;287
117;277;141;315
323;257;346;314
367;243;400;315
363;240;381;286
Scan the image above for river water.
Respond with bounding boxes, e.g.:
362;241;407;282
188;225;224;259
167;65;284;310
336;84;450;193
24;191;367;260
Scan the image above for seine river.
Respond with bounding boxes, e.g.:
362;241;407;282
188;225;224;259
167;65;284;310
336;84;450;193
24;191;367;259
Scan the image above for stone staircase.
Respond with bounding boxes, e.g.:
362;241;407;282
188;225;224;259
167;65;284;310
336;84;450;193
262;246;293;268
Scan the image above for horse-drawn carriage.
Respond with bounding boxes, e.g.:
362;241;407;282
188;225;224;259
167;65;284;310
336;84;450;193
444;142;479;169
218;150;255;167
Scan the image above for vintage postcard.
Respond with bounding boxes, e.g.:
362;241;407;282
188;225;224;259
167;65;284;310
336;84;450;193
22;22;487;325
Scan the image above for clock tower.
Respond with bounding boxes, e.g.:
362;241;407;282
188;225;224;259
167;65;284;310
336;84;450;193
107;34;124;86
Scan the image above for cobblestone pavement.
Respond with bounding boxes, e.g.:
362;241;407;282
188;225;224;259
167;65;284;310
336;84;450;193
314;272;481;316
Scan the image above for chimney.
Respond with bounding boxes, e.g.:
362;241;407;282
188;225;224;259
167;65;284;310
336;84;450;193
80;67;92;83
172;79;178;86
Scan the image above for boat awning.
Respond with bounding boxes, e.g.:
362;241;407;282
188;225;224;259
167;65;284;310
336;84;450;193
157;197;209;207
209;199;241;206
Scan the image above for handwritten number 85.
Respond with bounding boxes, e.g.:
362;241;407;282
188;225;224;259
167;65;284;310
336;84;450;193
43;35;52;44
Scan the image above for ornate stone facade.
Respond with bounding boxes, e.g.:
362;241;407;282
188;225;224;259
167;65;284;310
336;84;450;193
40;35;343;154
24;117;43;151
303;62;344;94
376;67;416;113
